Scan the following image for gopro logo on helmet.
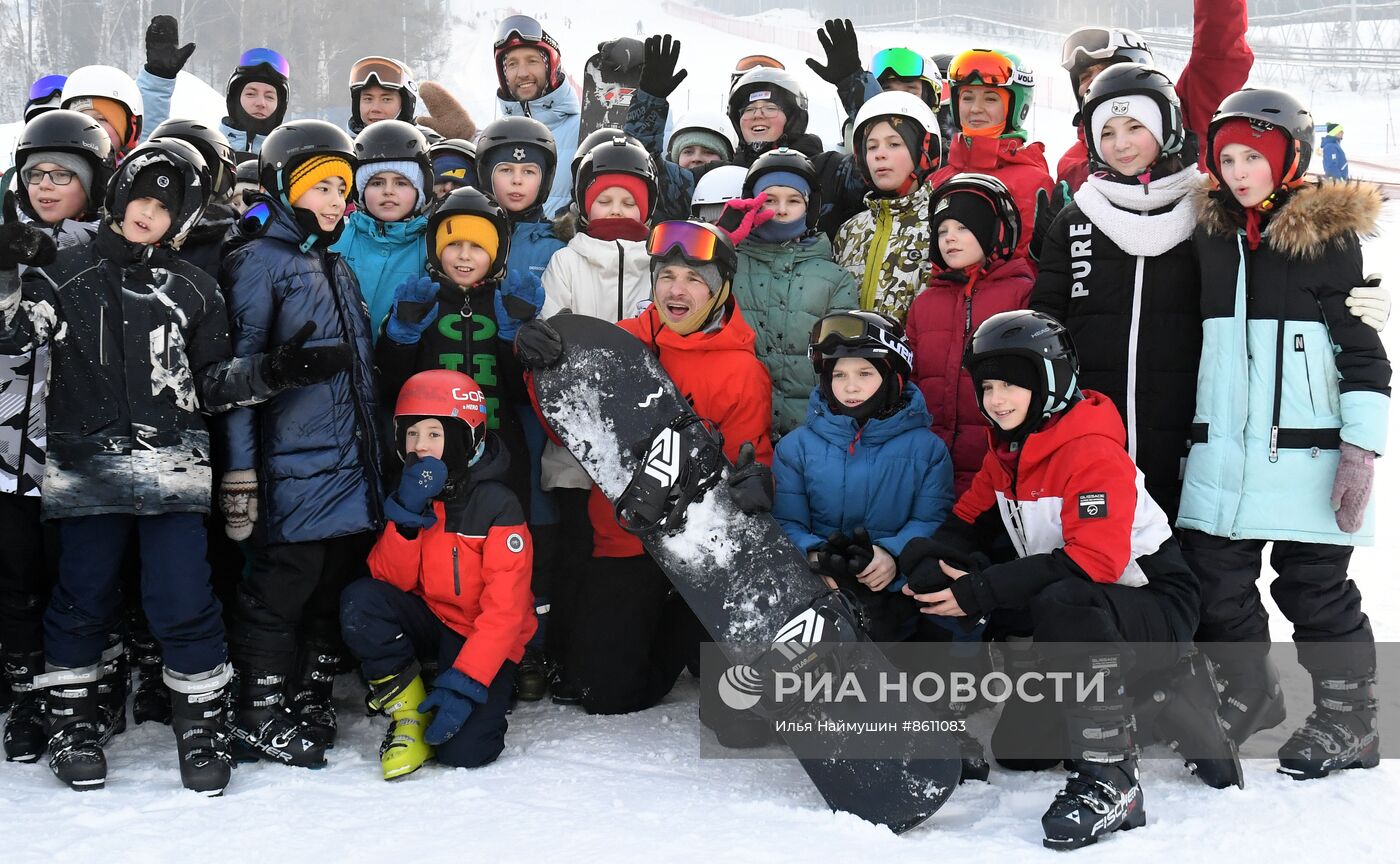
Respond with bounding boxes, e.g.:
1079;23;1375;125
452;387;486;403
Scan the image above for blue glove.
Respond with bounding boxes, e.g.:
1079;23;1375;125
418;668;489;745
384;455;447;529
493;267;544;343
386;275;441;345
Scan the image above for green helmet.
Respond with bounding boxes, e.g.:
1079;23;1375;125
947;47;1036;140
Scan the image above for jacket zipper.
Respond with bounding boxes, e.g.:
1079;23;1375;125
99;304;106;365
1297;333;1316;413
1124;255;1146;460
452;545;461;595
616;241;625;321
861;202;893;309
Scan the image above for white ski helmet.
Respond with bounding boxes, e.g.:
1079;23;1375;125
851;90;942;186
690;164;747;220
666;110;740;163
62;65;144;154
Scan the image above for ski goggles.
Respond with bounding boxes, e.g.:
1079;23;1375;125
735;54;784;74
1060;27;1151;72
809;313;913;368
948;49;1032;88
647;220;725;265
239;199;273;233
349;56;409;90
495;15;559;52
236;48;290;79
871;48;926;80
28;74;67;103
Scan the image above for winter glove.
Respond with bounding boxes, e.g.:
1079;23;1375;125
261;320;353;391
219;469;258;542
1347;275;1390;332
144;15;195;79
639;34;688;99
414;81;477;142
804;19;861;87
1029;181;1071;263
385;455;447;530
715;195;776;246
0;221;57;270
899;537;992;594
513;318;564;369
599;37;647;73
726;442;774;514
812;529;876;590
494;268;545;343
418;668;489;746
1331;442;1375;533
385;275;441;345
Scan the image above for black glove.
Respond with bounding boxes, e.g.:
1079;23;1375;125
639;34;688;99
726;441;773;514
599;37;646;73
805;19;861;86
1029;181;1071;263
514;318;564;369
812;528;875;588
262;321;354;391
145;15;195;79
0;222;57;269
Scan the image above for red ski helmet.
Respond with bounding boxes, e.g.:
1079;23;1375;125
393;369;488;467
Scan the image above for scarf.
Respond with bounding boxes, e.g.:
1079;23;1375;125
1072;166;1207;256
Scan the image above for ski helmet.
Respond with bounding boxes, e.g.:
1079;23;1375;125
728;67;810;142
225;47;290;136
25;74;67;122
870;48;942;110
350;119;433;214
235;157;260;184
690;164;748;221
928;172;1021;267
393;369;489;491
494;14;564;96
742;147;821;230
431;138;478;190
475;116;558;211
571;126;634;179
61;65;144;155
105;137;212;247
258;119;356;204
426;186;512;282
947;48;1035;140
150;119;238;200
666;110;739;164
963;309;1079;437
572;135;659;226
730;54;785;89
1206;87;1315;189
809;310;914;380
852;90;942;190
12;109;115;222
417;125;445;147
348;56;419;134
1079;63;1185;167
1061;27;1153;107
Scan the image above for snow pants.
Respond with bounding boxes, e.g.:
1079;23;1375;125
0;492;54;657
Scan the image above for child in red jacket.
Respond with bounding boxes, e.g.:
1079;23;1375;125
340;369;536;780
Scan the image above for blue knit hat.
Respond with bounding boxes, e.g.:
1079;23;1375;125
355;159;428;212
753;170;810;198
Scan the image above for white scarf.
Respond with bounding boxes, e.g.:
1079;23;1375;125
1072;167;1209;256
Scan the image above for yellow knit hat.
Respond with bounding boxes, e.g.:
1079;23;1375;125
288;155;353;207
435;215;500;267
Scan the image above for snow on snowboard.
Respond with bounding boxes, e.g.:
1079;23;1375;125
531;312;960;833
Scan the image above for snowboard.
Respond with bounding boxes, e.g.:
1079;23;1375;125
531;312;961;834
579;53;643;140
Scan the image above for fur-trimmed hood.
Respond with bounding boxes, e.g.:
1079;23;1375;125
1200;178;1382;259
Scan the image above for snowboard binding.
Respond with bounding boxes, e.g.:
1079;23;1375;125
750;591;868;720
616;414;727;536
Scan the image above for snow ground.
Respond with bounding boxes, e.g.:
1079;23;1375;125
1;4;1398;862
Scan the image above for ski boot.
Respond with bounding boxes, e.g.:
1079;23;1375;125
549;663;584;706
43;664;107;791
288;642;340;749
1278;672;1379;780
615;415;727;536
992;637;1066;772
95;637;128;741
513;646;549;703
130;629;172;726
3;650;48;762
1042;651;1145;851
1215;651;1287;747
367;663;433;780
229;669;327;768
167;665;234;796
1143;650;1243;789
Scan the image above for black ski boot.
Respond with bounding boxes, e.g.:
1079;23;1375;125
1145;651;1243;789
167;665;234;795
44;664;107;791
514;647;550;703
1215;651;1286;746
1042;652;1145;851
1278;672;1379;780
3;650;48;762
95;637;128;741
229;669;327;768
992;637;1065;772
549;663;584;706
288;642;340;749
130;629;172;726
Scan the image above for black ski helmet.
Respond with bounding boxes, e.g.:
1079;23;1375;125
235;157;259;185
12;108;115;222
1206;87;1315;188
928;172;1021;267
728;67;810;142
1079;63;1185;167
571;125;632;178
572;135;659;227
348;56;419;134
258;119;356;204
426;186;512;282
963;309;1079;436
742;147;821;230
475;116;558;210
149;118;238;200
105;137;212;246
809;310;914;379
351;119;433;213
225;48;290;136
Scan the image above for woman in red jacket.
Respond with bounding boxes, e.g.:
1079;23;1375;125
340;369;537;780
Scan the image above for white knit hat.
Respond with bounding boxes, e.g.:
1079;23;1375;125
1090;94;1164;148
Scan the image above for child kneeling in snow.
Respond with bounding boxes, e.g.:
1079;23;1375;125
340;369;536;779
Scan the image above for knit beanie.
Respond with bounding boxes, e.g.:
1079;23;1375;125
288;155;353;207
930;190;999;267
1325;122;1344;136
23;151;94;197
753;171;810;199
583;173;651;221
67;96;129;146
820;358;903;423
1090;94;1165;149
435;214;500;267
1212;117;1290;189
355;159;428;212
968;354;1039;393
669;128;731;163
433;152;473;188
128;161;184;214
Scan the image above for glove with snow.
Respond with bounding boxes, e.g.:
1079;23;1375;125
599;37;647;73
805;19;861;86
715;195;776;246
1331;442;1375;533
262;320;353;391
418;668;489;745
219;469;258;541
639;34;688;99
494;268;545;343
145;15;195;79
1029;181;1071;262
0;222;57;270
1347;275;1390;332
386;275;440;345
726;442;773;514
514;318;563;369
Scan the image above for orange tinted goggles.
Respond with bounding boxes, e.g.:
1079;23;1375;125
948;49;1017;87
350;56;407;89
647;220;718;263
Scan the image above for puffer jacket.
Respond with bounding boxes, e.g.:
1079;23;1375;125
220;197;385;544
773;384;953;557
732;234;858;436
135;68;174;143
1179;181;1390;545
929;135;1053;262
365;435;537;686
907;256;1036;495
497;78;581;217
833;182;933;322
175;202;240;279
332;209;430;341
